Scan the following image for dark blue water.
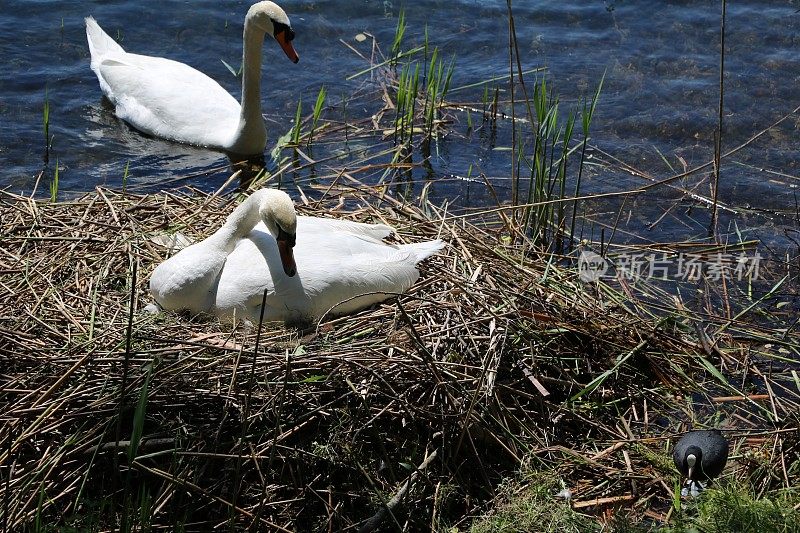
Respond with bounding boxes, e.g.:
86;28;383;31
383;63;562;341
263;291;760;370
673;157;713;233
2;0;800;252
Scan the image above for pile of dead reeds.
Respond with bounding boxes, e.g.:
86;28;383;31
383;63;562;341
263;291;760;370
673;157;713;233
1;183;798;531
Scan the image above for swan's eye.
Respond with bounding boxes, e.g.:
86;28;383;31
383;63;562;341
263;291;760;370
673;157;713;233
272;21;295;42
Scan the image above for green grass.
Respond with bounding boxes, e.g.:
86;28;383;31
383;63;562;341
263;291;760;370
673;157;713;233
666;483;800;533
49;159;59;203
518;76;574;247
291;97;302;145
422;47;454;139
128;363;152;463
498;73;604;252
122;161;130;193
43;87;51;162
499;5;604;252
389;33;454;151
308;85;327;147
568;72;604;250
394;61;420;144
390;9;406;68
469;470;800;533
468;472;596;533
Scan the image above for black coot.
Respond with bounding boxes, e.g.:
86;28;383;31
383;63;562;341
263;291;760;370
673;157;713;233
673;429;729;496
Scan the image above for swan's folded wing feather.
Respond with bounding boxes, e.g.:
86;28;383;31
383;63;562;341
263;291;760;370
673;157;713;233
308;249;423;317
212;220;441;321
297;216;393;242
96;55;241;145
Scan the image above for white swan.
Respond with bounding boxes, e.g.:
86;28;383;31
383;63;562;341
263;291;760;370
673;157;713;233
85;1;298;155
149;188;445;322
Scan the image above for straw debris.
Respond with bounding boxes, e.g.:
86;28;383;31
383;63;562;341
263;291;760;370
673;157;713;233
1;184;798;530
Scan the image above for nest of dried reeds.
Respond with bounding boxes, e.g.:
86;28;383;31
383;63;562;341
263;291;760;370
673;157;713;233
1;183;798;531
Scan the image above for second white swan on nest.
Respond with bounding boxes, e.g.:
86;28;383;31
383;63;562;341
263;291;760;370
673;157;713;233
85;1;298;155
149;189;445;322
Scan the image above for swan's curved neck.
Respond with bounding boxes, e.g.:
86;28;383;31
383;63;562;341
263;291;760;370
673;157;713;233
210;190;269;251
235;20;268;148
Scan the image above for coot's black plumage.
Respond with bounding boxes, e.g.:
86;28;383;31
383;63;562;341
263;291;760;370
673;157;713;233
673;429;729;495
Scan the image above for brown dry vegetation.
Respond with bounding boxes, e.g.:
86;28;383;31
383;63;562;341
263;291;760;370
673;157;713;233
1;182;798;531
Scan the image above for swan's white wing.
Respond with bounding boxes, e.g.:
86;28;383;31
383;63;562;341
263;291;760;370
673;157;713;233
212;220;442;322
297;216;393;242
293;230;441;317
96;54;241;147
302;248;424;317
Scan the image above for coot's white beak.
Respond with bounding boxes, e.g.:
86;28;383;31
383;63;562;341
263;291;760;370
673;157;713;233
686;453;697;479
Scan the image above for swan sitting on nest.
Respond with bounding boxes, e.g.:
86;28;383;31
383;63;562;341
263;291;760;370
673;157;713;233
149;188;445;323
85;1;298;155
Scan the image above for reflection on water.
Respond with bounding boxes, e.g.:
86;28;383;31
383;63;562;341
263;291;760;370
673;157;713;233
81;100;230;189
1;1;799;250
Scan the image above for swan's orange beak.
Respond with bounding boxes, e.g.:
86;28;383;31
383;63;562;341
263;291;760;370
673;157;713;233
276;29;299;64
276;235;297;277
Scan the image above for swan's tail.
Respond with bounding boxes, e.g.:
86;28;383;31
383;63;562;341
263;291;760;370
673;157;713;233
399;239;446;263
85;17;125;68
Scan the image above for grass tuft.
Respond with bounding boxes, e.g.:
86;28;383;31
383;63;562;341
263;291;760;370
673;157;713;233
469;472;596;533
308;85;327;147
43;87;51;163
122;161;130;193
49;159;59;203
667;483;800;533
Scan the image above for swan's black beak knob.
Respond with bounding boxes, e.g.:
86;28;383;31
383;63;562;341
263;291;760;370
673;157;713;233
276;229;297;277
275;26;299;64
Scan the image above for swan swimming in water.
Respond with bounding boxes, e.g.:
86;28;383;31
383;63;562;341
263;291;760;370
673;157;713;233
85;1;298;155
149;188;445;322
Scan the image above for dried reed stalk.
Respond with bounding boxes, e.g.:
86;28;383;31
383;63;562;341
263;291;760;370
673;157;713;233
0;184;797;530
